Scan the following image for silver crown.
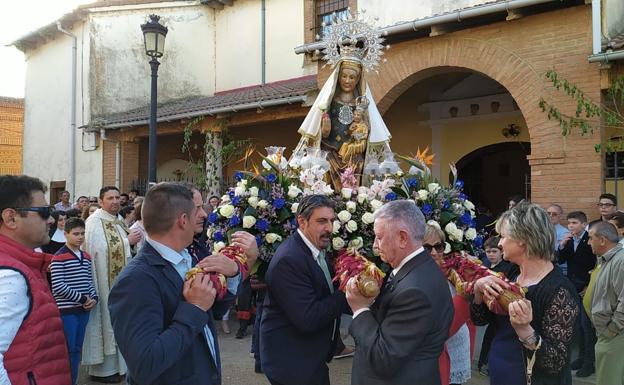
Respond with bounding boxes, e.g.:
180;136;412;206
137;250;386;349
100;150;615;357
317;10;388;72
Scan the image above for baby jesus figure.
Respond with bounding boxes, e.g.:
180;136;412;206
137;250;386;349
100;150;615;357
338;98;369;165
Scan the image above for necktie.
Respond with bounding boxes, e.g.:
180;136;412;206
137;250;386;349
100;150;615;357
384;272;396;291
317;251;334;293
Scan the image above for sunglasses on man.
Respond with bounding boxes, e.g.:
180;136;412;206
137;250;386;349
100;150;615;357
423;242;445;253
14;206;55;220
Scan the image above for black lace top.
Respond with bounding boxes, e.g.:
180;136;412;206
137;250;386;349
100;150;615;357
471;267;579;385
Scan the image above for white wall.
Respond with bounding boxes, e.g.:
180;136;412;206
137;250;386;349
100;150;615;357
358;0;507;28
23;21;103;199
88;4;215;117
215;0;309;91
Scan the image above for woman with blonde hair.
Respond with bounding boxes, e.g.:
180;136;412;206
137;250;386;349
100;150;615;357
471;202;579;385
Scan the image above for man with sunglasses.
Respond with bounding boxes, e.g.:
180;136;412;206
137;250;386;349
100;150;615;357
0;175;72;385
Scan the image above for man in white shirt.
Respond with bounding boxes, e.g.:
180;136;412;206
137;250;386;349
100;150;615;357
346;200;454;385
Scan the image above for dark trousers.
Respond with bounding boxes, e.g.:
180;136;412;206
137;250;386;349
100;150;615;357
267;367;330;385
61;311;90;385
252;291;266;368
577;301;596;366
478;322;496;367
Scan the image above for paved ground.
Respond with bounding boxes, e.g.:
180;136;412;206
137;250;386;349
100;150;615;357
79;319;597;385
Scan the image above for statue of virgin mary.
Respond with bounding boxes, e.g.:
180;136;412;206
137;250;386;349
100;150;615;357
290;13;397;190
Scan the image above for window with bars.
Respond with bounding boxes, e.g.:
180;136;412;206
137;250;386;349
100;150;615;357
316;0;350;37
606;151;624;179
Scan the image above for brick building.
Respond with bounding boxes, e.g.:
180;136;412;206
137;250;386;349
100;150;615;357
0;96;23;175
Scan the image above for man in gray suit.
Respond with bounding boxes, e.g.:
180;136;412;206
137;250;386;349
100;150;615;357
346;200;454;385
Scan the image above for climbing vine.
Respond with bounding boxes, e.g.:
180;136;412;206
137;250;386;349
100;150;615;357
539;69;624;152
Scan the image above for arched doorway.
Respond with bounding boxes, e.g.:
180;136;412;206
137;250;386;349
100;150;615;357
455;142;530;217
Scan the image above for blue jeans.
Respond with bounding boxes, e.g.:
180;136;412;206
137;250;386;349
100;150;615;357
61;311;90;385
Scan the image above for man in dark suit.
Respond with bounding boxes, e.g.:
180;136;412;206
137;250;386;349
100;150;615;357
108;183;252;385
260;194;348;385
346;200;454;385
557;210;597;377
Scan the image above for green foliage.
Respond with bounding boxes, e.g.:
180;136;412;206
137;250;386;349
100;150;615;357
181;117;251;191
540;70;624;152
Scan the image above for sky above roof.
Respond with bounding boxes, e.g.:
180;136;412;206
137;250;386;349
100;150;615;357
0;0;91;98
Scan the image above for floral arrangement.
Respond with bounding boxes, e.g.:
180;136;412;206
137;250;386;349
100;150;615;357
207;146;485;273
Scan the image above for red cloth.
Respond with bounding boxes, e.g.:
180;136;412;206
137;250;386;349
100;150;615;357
438;294;471;385
0;235;71;385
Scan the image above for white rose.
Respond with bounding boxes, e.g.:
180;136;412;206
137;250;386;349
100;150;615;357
219;204;235;218
287;184;302;199
242;215;256;229
417;189;429;201
322;184;334;195
348;237;363;249
332;237;345;250
444;242;452;254
428;183;440;194
337;210;351;223
464;200;475;211
248;196;259;208
465;228;477;241
445;222;464;242
234;186;246;196
221;194;230;203
333;220;341;234
346;220;358;233
427;220;441;230
265;233;282;244
396;170;404;177
213;242;226;253
346;201;357;213
291;202;299;213
370;199;383;212
357;193;368;204
341;188;353;199
362;212;375;225
258;200;268;209
249;186;259;197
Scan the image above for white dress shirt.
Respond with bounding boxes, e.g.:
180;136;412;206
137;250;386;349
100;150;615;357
352;246;424;319
0;269;29;385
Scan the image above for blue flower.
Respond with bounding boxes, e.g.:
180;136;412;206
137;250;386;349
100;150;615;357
407;178;418;188
214;231;224;242
455;180;464;189
273;198;286;210
255;234;262;247
385;192;397;201
460;212;472;225
255;218;269;232
229;215;241;227
232;196;241;206
459;193;468;201
266;173;277;183
234;171;244;181
443;200;450;209
473;235;484;248
208;212;219;224
422;203;433;216
227;190;235;198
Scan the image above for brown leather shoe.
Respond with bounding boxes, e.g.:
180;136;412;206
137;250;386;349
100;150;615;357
333;346;355;359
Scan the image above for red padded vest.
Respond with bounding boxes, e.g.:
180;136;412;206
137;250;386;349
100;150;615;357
0;235;71;385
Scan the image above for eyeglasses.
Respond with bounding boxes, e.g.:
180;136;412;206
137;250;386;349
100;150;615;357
423;242;445;253
14;206;55;220
597;203;615;208
89;200;98;203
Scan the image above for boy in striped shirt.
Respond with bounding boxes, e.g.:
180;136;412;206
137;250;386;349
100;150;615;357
50;217;98;385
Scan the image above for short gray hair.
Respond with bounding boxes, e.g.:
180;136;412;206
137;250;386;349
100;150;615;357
374;200;425;241
548;204;563;214
591;221;620;243
496;202;554;261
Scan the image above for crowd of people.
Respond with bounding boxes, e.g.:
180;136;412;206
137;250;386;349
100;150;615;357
1;174;623;385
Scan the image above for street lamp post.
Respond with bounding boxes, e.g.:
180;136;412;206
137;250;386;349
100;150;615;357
141;14;168;184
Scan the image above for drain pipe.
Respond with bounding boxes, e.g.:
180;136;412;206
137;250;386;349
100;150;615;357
591;0;601;55
99;129;121;188
261;0;266;85
57;21;77;199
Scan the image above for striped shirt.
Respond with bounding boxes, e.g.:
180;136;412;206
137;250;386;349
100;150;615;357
50;245;98;314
